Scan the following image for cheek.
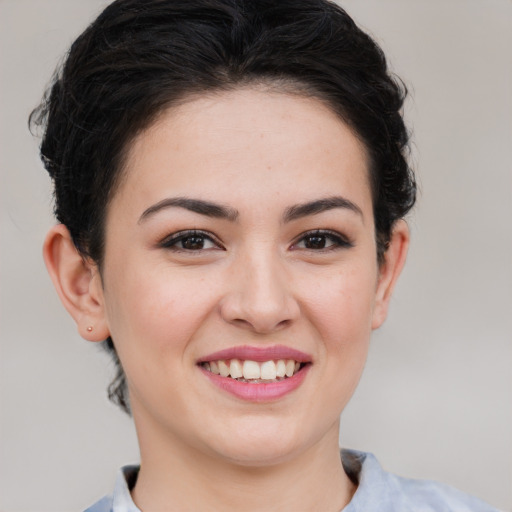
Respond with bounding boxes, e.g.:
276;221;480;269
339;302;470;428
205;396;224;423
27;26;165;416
300;263;378;345
288;265;376;423
103;263;219;361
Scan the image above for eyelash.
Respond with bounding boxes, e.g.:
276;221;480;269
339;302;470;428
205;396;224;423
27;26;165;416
291;230;353;252
159;229;352;253
159;230;224;252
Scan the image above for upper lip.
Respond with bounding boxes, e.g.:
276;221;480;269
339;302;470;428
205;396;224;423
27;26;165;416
197;345;312;363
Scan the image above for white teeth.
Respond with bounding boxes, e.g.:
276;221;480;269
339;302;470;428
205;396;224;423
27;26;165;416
243;360;260;379
209;361;220;375
285;359;295;377
260;360;277;380
230;359;243;379
218;360;230;377
276;359;286;378
203;358;304;380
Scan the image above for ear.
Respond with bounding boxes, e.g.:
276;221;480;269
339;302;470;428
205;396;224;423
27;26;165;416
371;220;410;329
43;224;110;342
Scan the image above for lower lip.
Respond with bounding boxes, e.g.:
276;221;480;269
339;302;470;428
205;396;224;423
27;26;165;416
200;365;310;402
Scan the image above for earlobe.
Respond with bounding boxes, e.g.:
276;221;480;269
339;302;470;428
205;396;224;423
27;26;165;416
371;220;410;329
43;224;110;342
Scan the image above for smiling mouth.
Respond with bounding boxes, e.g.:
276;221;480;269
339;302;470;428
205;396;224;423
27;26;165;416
200;359;306;383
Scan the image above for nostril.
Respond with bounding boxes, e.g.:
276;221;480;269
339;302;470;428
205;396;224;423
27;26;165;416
275;319;292;329
226;314;293;334
231;318;253;329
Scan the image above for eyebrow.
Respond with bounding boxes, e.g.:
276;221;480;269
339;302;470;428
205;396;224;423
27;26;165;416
139;197;239;223
139;195;363;224
283;196;363;222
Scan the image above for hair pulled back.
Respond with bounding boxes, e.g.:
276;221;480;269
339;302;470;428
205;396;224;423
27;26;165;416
31;0;416;414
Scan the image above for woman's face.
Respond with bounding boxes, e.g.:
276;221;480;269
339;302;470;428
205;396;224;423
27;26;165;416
98;88;398;466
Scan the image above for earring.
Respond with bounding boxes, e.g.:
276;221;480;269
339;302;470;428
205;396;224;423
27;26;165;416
86;326;93;332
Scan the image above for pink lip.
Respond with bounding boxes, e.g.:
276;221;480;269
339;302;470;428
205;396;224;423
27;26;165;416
200;364;311;402
197;345;312;363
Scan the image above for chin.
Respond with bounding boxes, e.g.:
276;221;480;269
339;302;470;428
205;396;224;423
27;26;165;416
203;416;316;468
216;443;302;468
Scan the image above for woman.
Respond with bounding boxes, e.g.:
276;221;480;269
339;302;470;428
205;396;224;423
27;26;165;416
30;0;501;510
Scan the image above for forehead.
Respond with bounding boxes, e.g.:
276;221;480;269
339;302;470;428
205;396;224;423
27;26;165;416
115;88;372;218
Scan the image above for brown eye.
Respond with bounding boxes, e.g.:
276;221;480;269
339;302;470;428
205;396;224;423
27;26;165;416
293;230;353;251
181;235;208;250
303;235;328;249
160;230;221;251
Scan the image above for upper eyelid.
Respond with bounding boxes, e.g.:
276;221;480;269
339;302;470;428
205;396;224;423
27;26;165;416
291;229;353;247
159;229;223;247
158;228;351;248
294;228;351;241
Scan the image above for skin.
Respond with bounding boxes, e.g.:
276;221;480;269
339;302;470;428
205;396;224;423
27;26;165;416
44;88;409;511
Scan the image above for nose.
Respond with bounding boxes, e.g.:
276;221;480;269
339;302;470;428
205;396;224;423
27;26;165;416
219;250;300;334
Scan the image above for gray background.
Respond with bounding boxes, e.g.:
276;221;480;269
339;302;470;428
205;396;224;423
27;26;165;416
1;0;511;510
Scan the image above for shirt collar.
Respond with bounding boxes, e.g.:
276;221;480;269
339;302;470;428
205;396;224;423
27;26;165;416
112;465;141;512
110;450;385;512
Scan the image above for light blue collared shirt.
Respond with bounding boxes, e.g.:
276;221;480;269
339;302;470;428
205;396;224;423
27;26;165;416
84;450;501;511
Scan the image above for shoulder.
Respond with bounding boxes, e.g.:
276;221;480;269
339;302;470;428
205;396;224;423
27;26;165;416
390;471;500;512
341;449;501;512
83;464;140;512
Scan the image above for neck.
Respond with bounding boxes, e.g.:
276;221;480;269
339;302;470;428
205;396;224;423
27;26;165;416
131;419;356;512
